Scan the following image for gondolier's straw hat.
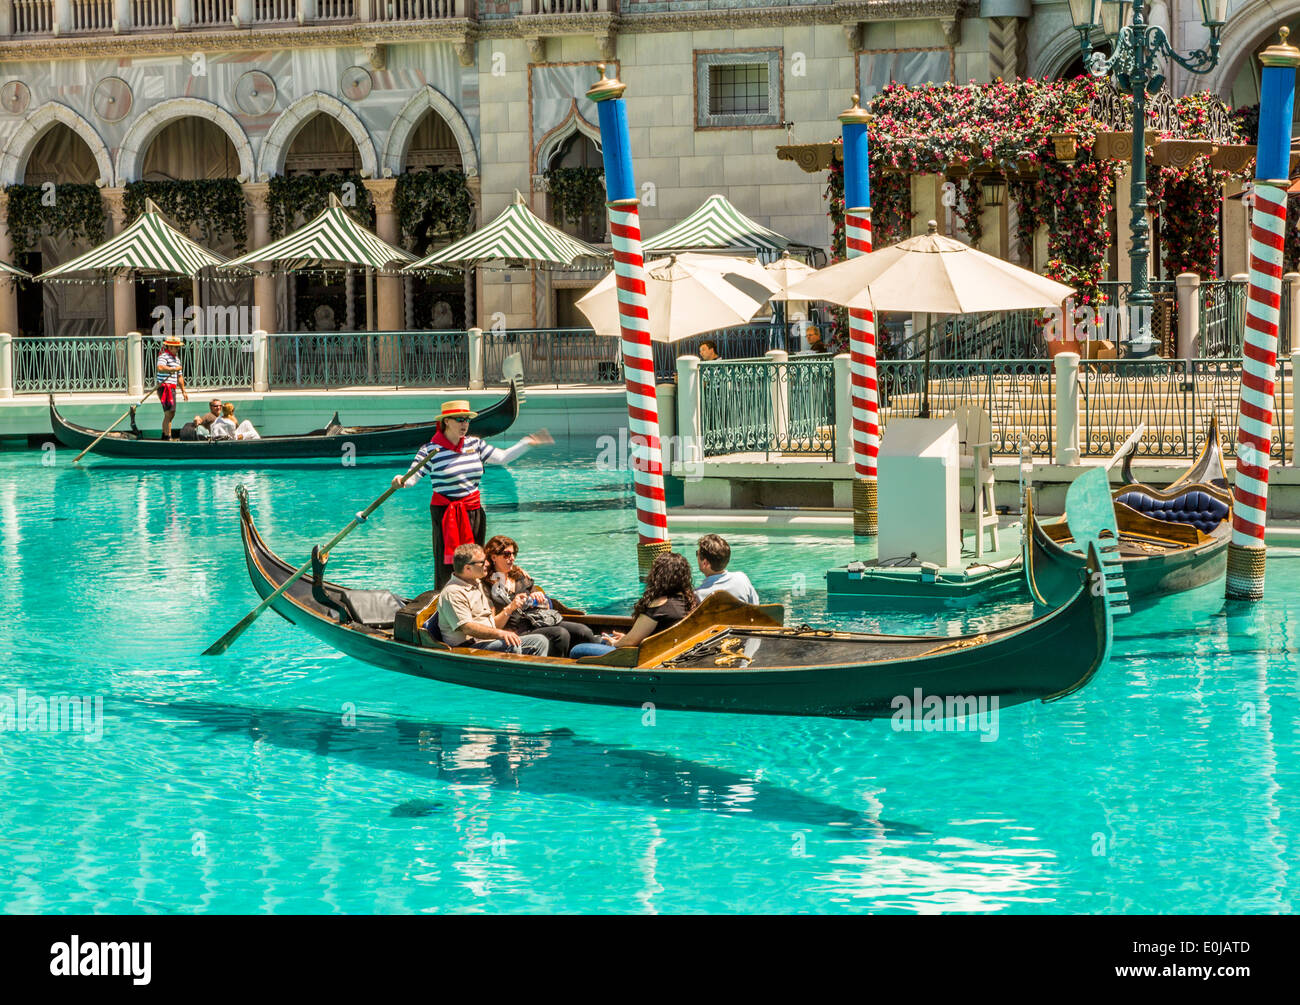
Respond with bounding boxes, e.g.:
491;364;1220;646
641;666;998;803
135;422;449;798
438;400;478;420
162;336;183;347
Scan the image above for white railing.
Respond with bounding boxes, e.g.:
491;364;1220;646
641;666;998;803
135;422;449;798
70;0;113;31
11;0;55;33
529;0;608;12
374;0;458;20
131;0;174;27
314;0;353;19
253;0;294;22
192;0;233;25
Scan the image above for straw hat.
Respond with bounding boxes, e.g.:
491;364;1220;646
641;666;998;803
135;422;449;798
437;400;478;421
162;336;184;347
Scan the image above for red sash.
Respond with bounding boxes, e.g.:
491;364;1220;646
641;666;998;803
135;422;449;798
157;384;176;410
431;490;482;563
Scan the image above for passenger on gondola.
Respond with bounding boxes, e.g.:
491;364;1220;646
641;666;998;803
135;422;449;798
392;400;553;590
180;398;223;441
434;543;550;656
211;402;261;441
156;336;188;439
568;552;698;659
695;534;759;605
482;535;599;658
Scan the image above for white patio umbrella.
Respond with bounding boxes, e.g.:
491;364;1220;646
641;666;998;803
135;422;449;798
789;220;1076;414
764;251;819;302
576;252;780;342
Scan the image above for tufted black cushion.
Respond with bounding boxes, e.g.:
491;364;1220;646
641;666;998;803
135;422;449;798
1115;490;1229;534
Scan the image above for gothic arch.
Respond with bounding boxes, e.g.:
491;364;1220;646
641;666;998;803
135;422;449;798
0;102;114;186
258;92;379;180
382;86;478;178
114;97;256;184
1030;25;1090;82
533;101;602;176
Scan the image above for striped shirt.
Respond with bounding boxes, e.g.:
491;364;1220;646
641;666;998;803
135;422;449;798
156;350;182;386
408;435;530;500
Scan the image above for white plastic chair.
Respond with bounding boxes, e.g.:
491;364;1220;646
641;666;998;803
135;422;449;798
954;405;999;557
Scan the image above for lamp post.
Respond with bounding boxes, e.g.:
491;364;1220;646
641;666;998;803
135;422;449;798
1068;0;1228;350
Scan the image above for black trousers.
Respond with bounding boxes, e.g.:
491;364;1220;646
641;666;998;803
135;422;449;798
522;620;598;659
431;505;487;590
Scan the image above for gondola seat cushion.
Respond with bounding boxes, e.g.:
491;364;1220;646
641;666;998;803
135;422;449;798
1115;490;1229;533
394;590;439;643
339;589;406;627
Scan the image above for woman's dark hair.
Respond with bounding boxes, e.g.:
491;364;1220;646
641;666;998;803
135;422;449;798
483;535;528;583
632;552;697;619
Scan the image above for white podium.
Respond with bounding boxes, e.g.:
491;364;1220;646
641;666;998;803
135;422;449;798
878;418;960;567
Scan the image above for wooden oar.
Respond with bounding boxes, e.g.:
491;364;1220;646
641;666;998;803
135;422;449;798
203;458;426;656
73;389;158;465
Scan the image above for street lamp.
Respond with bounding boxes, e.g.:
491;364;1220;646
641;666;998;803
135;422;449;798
1068;0;1229;353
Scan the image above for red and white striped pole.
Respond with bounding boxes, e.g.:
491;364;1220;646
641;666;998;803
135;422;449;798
841;95;880;536
588;65;671;578
1228;31;1299;600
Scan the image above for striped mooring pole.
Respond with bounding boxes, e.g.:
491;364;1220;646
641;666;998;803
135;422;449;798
1228;29;1300;601
840;94;880;536
588;64;671;580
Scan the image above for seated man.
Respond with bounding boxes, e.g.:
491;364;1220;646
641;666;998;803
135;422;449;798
695;534;759;605
435;543;549;656
180;397;223;441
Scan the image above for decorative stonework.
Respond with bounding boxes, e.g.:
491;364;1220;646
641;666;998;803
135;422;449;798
528;37;548;63
363;177;399;214
115;96;257;186
0;101;114;187
243;182;271;216
367;44;388;71
776;141;840;173
101;187;128;230
382;85;479;179
257;91;380;180
987;16;1026;81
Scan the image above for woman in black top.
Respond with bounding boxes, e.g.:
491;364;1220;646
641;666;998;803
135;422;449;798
482;535;598;658
568;552;699;658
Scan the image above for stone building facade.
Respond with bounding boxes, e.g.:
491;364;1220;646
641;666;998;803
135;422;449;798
0;0;1293;336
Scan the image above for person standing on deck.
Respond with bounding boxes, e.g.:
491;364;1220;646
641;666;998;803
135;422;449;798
156;336;189;439
392;400;554;589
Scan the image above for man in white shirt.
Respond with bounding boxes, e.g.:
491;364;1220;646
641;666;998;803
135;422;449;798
695;534;759;606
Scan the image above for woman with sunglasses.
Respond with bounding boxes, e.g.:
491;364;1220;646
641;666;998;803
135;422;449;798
393;400;553;589
481;535;601;658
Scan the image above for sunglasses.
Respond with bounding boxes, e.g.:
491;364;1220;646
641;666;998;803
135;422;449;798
464;559;486;568
500;551;517;558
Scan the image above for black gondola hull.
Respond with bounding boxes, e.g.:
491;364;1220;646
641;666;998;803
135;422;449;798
49;383;519;460
235;490;1112;720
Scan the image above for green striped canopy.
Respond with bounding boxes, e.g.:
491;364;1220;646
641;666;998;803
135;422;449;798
0;259;31;278
222;193;414;274
407;191;608;272
36;199;226;280
643;193;799;257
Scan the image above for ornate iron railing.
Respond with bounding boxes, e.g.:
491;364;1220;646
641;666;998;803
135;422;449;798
1080;357;1290;460
269;331;467;388
878;359;1055;456
1198;279;1248;357
887;310;1046;361
700;357;835;458
143;334;254;390
13;337;129;393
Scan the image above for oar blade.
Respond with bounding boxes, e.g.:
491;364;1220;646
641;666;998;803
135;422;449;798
203;606;265;656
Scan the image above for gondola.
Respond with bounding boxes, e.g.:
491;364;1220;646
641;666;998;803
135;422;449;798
235;486;1112;720
48;380;520;460
1025;419;1232;612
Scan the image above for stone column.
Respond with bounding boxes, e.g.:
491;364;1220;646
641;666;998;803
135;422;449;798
243;182;277;334
833;352;851;464
1054;351;1080;466
0;331;12;398
363;178;404;333
676;354;701;453
127;329;143;396
1222;179;1249;277
0;191;20;338
252;329;269;392
765;348;789;448
1286;273;1300;356
1293;350;1300;467
467;326;484;390
1175;272;1200;360
103;188;137;339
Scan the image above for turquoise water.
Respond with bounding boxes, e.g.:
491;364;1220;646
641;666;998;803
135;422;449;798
0;441;1297;914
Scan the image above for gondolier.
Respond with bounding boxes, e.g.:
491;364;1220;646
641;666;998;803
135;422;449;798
156;336;189;439
393;400;553;589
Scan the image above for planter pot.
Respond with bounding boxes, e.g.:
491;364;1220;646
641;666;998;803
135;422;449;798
1050;133;1079;162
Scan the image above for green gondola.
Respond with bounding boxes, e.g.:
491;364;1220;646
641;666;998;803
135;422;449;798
234;486;1112;721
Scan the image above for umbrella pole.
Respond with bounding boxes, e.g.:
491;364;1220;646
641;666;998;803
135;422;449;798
921;312;933;419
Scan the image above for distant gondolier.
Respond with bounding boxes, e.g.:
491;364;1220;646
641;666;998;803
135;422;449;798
156;336;189;439
393;399;553;589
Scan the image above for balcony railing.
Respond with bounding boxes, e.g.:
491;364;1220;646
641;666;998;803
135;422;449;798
374;0;459;19
11;0;54;33
192;0;233;25
528;0;611;12
314;0;354;20
70;0;113;32
131;0;174;28
253;0;295;22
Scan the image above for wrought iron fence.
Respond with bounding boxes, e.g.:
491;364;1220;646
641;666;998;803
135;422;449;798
144;335;254;390
700;358;836;458
884;311;1046;361
1080;357;1290;461
269;331;466;388
14;337;128;393
1199;280;1248;357
878;359;1055;456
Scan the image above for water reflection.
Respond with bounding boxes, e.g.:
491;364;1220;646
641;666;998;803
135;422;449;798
140;699;925;838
